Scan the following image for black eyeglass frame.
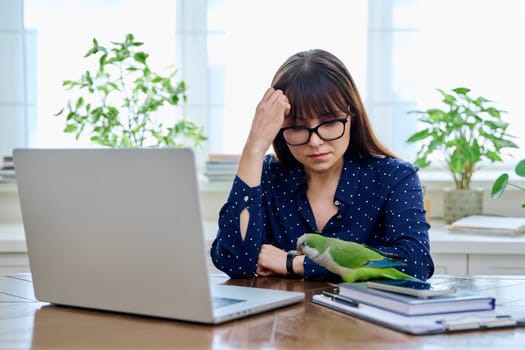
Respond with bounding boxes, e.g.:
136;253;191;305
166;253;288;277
280;116;349;146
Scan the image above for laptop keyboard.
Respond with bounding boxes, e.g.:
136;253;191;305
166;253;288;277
212;296;246;309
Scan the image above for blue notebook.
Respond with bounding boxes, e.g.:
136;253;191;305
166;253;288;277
337;282;495;316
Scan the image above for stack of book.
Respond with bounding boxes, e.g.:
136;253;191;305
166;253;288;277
0;155;15;183
204;154;239;183
335;281;493;316
312;279;525;335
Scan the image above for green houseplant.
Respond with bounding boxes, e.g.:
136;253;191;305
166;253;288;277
55;34;207;148
406;87;518;222
491;158;525;208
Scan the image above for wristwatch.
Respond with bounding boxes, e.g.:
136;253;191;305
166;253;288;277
286;250;300;277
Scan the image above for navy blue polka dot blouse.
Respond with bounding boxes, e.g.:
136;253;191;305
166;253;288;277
210;152;435;282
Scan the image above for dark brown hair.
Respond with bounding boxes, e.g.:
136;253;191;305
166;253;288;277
271;49;396;166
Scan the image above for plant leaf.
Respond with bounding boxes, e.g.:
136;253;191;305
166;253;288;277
406;129;431;143
491;173;509;199
493;139;519;149
134;52;148;64
516;159;525;177
452;87;470;95
413;158;430;169
485;150;502;162
64;124;77;133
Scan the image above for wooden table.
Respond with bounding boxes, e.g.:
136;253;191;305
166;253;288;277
2;273;525;349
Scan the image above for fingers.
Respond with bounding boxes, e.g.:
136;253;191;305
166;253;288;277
256;265;273;276
272;89;290;117
257;88;290;119
260;87;277;103
244;88;290;155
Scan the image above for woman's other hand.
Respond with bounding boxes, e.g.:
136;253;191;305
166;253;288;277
256;244;288;276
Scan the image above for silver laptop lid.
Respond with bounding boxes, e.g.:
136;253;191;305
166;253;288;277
14;148;216;322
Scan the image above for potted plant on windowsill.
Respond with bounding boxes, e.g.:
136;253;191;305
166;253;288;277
491;158;525;208
406;87;518;223
55;33;207;148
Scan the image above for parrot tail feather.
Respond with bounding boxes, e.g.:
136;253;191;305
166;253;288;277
380;268;421;281
365;260;406;268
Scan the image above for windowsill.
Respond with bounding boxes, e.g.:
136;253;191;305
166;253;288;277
199;179;234;193
197;170;525;193
417;168;525;192
0;223;26;252
0;182;17;193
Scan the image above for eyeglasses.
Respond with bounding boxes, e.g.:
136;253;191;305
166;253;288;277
280;117;349;146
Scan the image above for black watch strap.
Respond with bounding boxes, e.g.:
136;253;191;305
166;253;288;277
286;250;299;277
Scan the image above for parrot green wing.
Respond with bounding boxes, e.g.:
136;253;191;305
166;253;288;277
362;243;403;259
329;240;406;269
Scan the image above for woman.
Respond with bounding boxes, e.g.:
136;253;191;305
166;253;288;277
210;49;434;282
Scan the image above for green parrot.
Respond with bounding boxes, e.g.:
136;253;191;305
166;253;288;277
296;233;420;283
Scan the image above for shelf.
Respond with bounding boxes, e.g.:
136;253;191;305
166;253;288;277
0;223;26;252
0;183;17;193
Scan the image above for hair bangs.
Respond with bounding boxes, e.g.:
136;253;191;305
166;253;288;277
285;74;348;122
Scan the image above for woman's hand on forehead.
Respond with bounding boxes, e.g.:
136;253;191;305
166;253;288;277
247;88;291;151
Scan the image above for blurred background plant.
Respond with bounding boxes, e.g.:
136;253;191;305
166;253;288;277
55;34;207;148
406;87;518;190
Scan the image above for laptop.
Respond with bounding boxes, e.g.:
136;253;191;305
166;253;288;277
13;148;304;324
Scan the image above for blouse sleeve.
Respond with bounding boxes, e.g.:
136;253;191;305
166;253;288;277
374;169;434;280
210;175;266;278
